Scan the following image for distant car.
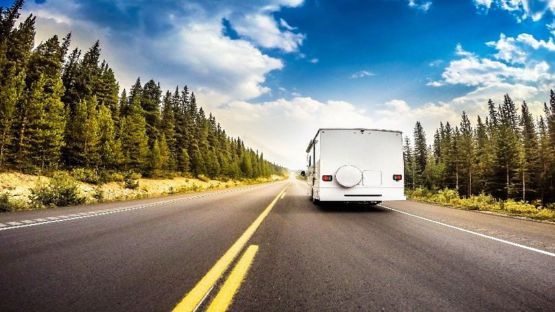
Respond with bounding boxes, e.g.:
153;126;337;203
305;128;405;204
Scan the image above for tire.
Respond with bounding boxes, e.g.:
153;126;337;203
311;189;320;205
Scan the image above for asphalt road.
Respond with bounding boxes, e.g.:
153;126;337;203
0;178;554;311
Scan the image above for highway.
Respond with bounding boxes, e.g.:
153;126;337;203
0;178;554;311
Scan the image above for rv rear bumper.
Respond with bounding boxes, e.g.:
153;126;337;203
316;186;406;202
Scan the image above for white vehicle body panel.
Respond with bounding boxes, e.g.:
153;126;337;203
306;128;405;202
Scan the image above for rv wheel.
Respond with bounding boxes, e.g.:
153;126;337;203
311;190;320;205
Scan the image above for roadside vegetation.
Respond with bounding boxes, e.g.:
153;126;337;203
0;171;284;212
404;88;555;221
0;1;286;212
407;188;555;221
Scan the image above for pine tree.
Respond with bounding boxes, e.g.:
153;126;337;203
29;77;66;170
475;116;493;193
148;138;162;177
403;136;415;189
0;12;35;168
61;47;81;112
120;95;148;171
451;127;461;191
423;146;442;189
180;148;190;174
190;144;205;176
440;122;454;188
65;97;100;167
413;121;427;187
546;91;555;202
493;95;520;199
0;64;25;167
240;151;254;178
160;91;177;171
141;79;161;145
11;74;45;170
97;104;122;169
118;89;128;118
519;101;539;201
158;134;170;173
459;111;474;196
0;0;25;38
538;117;552;204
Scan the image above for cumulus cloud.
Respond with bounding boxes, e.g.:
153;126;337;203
408;0;433;12
229;13;305;52
428;34;555;131
23;0;304;103
207;97;459;168
473;0;554;21
430;40;553;88
486;33;555;64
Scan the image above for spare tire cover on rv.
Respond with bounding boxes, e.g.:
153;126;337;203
335;165;362;188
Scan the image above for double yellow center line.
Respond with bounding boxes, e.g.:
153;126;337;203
172;186;287;312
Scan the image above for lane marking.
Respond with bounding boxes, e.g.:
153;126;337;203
379;204;555;257
0;184;279;232
207;245;259;312
280;192;286;200
172;187;287;312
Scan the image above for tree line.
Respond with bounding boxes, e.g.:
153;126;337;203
404;92;555;204
0;1;284;179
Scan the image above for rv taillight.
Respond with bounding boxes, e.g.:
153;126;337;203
393;174;402;181
322;175;333;182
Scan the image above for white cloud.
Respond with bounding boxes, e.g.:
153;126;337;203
161;21;284;100
486;34;527;64
516;33;555;50
279;18;296;31
486;33;555;64
428;35;554;135
350;70;375;79
309;58;319;64
207;96;459;168
430;43;553;88
455;43;474;57
23;0;303;103
230;13;305;52
408;0;433;12
473;0;554;21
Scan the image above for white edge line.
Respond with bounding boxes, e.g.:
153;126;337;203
379;204;555;258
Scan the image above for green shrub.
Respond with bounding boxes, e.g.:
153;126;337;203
502;200;538;214
536;208;555;220
197;175;211;183
30;173;85;208
0;193;12;212
93;186;105;203
407;187;555;221
70;168;101;184
124;171;140;189
107;172;125;182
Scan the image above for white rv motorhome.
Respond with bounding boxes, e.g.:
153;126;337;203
305;128;405;204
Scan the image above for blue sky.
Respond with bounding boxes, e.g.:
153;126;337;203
7;0;555;167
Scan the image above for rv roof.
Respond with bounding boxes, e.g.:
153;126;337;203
305;128;402;152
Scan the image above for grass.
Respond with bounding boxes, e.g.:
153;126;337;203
0;171;286;212
407;188;555;222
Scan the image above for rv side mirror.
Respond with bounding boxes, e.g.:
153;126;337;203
300;170;306;177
